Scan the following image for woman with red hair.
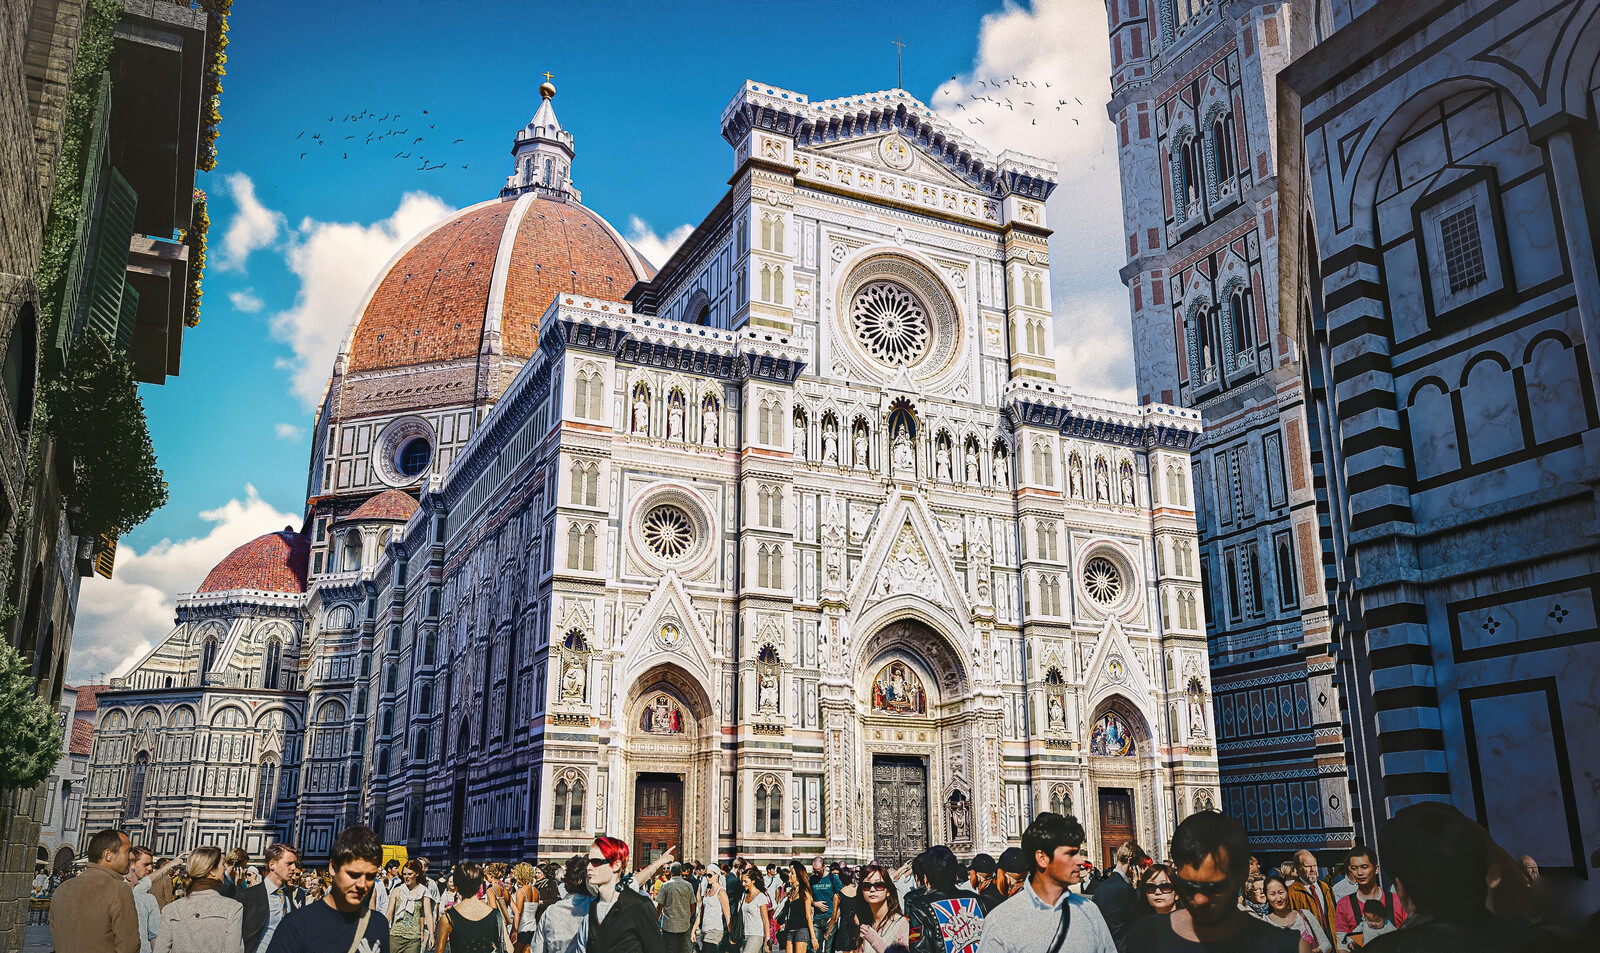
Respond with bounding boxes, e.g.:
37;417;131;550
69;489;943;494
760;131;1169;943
586;836;665;953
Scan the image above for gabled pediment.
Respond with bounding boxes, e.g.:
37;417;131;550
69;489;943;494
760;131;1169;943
805;134;978;192
1081;616;1155;719
620;572;716;691
850;491;970;619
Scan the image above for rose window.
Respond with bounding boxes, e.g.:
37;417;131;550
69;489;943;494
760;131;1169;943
852;281;930;366
1083;557;1123;605
641;505;695;560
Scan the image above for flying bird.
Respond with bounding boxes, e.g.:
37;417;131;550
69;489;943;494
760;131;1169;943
1072;118;1079;125
1075;97;1083;105
299;152;306;159
296;131;304;139
414;137;423;144
453;138;464;144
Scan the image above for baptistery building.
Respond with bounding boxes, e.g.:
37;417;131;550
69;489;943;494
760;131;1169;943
84;80;1218;867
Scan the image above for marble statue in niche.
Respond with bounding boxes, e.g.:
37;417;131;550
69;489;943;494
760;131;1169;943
632;385;650;435
892;421;914;474
1069;453;1084;498
824;419;839;463
1120;461;1136;505
1095;457;1110;502
854;425;871;468
701;397;720;446
936;440;952;481
965;443;980;483
668;392;685;442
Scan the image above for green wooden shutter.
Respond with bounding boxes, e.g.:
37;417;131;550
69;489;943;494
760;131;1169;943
81;167;139;351
114;278;139;353
57;73;113;352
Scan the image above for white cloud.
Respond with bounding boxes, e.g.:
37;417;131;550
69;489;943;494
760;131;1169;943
229;288;264;313
625;216;694;270
931;0;1134;402
216;173;286;271
274;423;303;440
270;192;455;407
68;487;302;685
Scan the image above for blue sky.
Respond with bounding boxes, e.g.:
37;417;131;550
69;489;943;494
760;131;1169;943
73;0;1127;682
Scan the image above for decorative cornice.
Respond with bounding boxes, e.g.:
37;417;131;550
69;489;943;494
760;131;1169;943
1002;379;1203;450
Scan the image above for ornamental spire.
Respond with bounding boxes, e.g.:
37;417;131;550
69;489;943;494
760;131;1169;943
502;72;579;201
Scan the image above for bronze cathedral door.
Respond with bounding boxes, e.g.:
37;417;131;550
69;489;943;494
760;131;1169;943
873;756;928;866
632;774;682;867
1097;788;1134;869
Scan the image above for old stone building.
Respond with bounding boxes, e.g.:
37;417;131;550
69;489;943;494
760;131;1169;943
1105;0;1351;860
1282;0;1600;908
87;80;1221;867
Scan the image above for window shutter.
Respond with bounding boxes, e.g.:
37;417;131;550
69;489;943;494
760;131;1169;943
59;74;114;351
82;167;139;351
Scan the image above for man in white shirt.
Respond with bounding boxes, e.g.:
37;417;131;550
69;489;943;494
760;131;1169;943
124;845;160;953
978;813;1116;953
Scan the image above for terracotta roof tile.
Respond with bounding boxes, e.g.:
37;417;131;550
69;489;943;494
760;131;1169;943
348;489;419;522
68;720;94;756
197;528;310;594
71;684;108;716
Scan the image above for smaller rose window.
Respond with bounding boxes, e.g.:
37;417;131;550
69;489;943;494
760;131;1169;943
642;505;695;561
852;281;930;366
1083;556;1123;605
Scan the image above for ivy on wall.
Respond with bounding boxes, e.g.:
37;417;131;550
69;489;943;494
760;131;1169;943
42;337;168;540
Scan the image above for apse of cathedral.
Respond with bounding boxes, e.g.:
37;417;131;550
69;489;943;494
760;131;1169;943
82;79;1219;865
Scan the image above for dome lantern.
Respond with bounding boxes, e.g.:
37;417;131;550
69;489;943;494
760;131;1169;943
505;70;577;200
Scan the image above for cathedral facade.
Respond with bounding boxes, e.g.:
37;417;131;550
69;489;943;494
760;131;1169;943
83;80;1218;866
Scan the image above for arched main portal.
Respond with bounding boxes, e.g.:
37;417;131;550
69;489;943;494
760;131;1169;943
621;663;715;867
1083;694;1161;869
853;617;990;864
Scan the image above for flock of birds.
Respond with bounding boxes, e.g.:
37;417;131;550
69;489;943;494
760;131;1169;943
294;108;466;172
951;75;1085;127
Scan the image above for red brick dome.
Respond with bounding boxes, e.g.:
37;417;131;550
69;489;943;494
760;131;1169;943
197;528;310;595
339;194;655;375
348;489;419;522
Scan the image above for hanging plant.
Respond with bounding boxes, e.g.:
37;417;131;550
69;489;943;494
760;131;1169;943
0;643;64;790
42;337;168;539
196;0;233;172
185;188;209;327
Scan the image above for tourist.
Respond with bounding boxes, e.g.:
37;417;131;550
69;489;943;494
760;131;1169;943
1348;900;1394;948
1137;864;1179;920
387;861;434;953
243;843;304;953
1242;876;1269;918
509;862;541;952
587;835;666;953
264;825;388;953
534;856;592;953
1091;841;1143;950
153;847;245;953
979;848;1026;914
825;867;860;950
434;863;509;953
1332;847;1405;949
976;812;1115;953
967;854;997;899
851;863;908;953
777;860;818;953
657;863;699;953
903;845;984;953
1121;812;1303;952
812;856;843;948
222;848;253;899
1288;851;1335;942
695;863;731;953
1261;874;1331;952
50;828;139;953
1364;802;1546;953
733;865;773;953
124;844;160;953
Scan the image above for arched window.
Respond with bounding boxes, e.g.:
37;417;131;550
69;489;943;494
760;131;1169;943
418;682;433;714
255;758;278;820
414;728;430;761
262;638;282;690
126;753;150;817
1213;113;1235;183
544;158;553;185
340;531;362;572
377;748;390;775
380;709;393;737
755;785;769;833
385;663;398;694
200;637;218;681
1230;284;1255;358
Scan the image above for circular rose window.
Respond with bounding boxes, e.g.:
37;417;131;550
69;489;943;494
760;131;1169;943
641;505;695;561
852;280;930;366
1083;556;1123;605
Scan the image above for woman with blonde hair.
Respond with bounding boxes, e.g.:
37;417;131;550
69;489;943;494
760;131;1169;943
154;847;245;953
509;863;540;953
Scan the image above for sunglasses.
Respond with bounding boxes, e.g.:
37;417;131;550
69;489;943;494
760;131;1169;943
861;881;889;890
587;858;612;867
1142;882;1174;894
1171;876;1234;898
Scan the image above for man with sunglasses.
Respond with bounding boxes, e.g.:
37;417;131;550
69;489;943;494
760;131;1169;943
1123;813;1305;952
976;813;1114;953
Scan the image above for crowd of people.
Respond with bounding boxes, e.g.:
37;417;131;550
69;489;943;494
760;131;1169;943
45;802;1589;953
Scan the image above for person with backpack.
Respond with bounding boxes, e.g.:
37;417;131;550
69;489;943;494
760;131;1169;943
977;812;1115;953
1332;847;1405;951
903;846;985;953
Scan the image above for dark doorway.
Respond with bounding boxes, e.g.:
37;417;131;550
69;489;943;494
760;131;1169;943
632;773;682;868
872;755;928;866
450;777;467;862
1097;788;1135;869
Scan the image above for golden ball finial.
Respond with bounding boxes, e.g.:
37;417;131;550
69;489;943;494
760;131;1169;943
540;71;555;100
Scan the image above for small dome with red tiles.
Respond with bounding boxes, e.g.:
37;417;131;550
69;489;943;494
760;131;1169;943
348;489;420;523
197;528;310;595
